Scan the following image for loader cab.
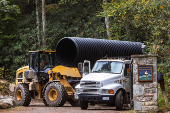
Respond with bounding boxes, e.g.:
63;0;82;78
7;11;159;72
29;50;55;82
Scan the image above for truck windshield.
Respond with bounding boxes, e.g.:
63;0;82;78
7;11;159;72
92;61;123;74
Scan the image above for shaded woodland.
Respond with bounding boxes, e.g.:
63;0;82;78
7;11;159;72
0;0;170;110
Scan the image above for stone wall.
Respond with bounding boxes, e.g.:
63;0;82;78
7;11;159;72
132;54;158;112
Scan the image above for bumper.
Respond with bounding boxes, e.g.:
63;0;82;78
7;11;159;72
75;94;114;102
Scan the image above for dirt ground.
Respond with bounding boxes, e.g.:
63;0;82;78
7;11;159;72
0;100;130;113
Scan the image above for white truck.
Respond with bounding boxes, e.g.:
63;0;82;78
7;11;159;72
75;58;131;110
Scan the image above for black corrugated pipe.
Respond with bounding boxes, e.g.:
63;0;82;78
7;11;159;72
56;37;145;67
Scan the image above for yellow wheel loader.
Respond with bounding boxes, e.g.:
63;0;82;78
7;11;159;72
12;50;81;107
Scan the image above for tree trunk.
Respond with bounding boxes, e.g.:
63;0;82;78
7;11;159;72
103;0;111;40
42;0;46;47
125;23;130;40
21;0;26;15
160;81;169;109
35;0;40;47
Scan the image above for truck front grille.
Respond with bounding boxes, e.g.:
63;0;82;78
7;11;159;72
80;81;101;88
82;89;98;93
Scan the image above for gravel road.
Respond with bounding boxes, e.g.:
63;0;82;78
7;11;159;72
0;100;130;113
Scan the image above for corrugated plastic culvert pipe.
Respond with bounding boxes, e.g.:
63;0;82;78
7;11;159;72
56;37;144;67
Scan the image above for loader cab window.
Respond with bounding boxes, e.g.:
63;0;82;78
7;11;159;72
40;52;55;71
29;53;38;71
29;52;55;72
34;55;38;71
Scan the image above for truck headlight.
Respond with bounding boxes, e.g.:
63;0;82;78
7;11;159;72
102;89;114;94
75;88;79;92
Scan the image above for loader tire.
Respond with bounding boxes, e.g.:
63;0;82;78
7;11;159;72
14;83;31;106
80;100;88;110
45;82;68;107
43;99;48;106
115;90;124;110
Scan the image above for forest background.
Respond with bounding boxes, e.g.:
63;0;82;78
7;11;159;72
0;0;169;110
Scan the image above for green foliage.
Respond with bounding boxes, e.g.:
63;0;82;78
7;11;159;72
0;67;10;80
0;67;4;79
158;86;167;111
0;82;10;95
45;0;107;49
0;0;20;35
158;74;170;111
9;12;40;76
0;0;107;79
101;0;170;42
102;0;170;78
0;0;20;80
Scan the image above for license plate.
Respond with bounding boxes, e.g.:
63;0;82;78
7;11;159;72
102;97;109;100
74;94;79;99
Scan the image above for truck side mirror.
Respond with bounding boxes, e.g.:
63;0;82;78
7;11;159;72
78;62;83;76
83;60;91;75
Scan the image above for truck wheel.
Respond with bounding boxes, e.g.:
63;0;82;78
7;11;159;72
43;99;48;106
80;101;88;110
14;83;31;106
68;99;80;107
115;90;124;110
45;82;68;107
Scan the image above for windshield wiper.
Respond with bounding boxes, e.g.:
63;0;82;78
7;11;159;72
92;71;100;73
112;72;120;74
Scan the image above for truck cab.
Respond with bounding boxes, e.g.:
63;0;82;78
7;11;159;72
75;58;130;110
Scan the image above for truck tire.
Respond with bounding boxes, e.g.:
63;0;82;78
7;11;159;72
14;83;31;106
44;82;68;107
43;99;48;106
80;100;88;110
115;90;124;110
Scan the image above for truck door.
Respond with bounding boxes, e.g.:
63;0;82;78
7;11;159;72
123;63;130;92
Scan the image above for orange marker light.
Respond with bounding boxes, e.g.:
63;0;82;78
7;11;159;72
109;89;114;94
